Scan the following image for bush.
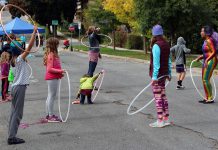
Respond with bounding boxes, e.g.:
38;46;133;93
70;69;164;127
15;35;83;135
125;34;143;50
109;30;128;48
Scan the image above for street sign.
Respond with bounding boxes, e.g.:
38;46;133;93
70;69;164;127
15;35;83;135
52;20;58;25
78;22;81;30
69;27;75;32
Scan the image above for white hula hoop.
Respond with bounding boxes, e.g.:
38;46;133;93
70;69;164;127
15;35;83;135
92;71;105;102
27;63;32;79
190;60;216;101
58;71;71;122
127;75;170;115
81;34;112;48
0;4;40;53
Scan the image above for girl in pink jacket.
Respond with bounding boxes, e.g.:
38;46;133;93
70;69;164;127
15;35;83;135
43;37;65;122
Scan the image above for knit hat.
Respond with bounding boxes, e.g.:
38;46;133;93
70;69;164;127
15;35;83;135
152;25;163;36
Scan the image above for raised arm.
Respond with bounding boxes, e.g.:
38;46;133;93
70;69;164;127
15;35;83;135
21;26;37;59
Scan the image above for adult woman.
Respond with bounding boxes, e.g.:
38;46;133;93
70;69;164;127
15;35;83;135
149;25;171;127
86;26;101;77
196;26;217;104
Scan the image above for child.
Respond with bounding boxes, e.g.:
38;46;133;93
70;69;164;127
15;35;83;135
149;25;171;128
43;37;65;122
7;66;15;100
63;39;69;49
170;37;191;89
1;51;10;101
77;71;102;104
8;26;37;145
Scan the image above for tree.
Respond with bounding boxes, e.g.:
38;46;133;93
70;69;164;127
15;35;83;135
83;0;120;33
103;0;139;32
8;0;26;18
134;0;215;53
7;0;77;36
8;0;77;26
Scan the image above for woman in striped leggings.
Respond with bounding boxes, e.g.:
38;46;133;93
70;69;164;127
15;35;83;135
149;25;172;128
196;26;217;104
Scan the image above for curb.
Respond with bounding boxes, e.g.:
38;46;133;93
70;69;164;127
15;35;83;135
63;48;218;75
73;48;148;64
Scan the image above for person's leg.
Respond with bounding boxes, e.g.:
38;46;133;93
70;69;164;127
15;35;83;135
3;78;9;100
87;94;93;104
202;59;216;102
176;65;182;89
46;80;59;116
161;86;169;120
150;81;164;127
88;61;97;77
180;72;186;81
2;78;5;100
80;93;85;104
8;85;26;139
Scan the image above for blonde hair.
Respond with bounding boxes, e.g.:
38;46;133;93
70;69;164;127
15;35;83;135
1;51;10;64
43;37;59;65
86;26;96;35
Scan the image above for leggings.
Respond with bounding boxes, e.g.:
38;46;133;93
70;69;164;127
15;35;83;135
2;78;9;100
152;79;169;120
46;79;59;116
202;58;217;101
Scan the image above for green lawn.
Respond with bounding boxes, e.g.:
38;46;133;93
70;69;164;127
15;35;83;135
73;45;205;68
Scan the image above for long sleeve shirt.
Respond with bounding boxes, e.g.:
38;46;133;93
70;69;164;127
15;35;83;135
45;53;63;80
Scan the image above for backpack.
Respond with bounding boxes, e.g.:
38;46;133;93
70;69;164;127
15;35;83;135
211;32;218;53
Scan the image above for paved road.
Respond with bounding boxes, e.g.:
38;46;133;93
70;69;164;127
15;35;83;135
0;50;218;150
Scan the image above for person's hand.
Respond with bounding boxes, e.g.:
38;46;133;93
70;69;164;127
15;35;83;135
33;26;38;33
204;60;208;68
166;76;171;81
195;56;202;62
95;27;100;32
152;80;158;85
62;69;66;73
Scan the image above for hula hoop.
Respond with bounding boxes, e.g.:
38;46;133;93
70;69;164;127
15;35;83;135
190;60;216;101
81;34;112;48
0;4;40;53
92;70;105;102
27;63;32;78
58;71;71;122
127;75;170;115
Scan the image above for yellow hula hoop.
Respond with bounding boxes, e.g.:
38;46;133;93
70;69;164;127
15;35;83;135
0;4;40;53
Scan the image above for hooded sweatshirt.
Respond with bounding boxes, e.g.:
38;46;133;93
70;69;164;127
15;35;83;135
170;37;191;65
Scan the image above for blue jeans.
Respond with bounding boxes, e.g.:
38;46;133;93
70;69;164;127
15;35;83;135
88;61;97;77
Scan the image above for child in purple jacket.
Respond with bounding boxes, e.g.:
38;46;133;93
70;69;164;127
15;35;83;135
1;51;10;101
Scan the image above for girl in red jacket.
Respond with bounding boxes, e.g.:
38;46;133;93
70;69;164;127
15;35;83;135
43;37;65;122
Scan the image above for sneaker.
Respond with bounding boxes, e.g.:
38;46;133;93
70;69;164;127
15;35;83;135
180;85;185;89
47;115;62;123
176;85;181;90
199;99;207;103
176;85;185;90
8;137;25;145
163;119;171;126
202;100;214;104
45;115;49;120
6;95;12;101
149;120;164;128
88;101;93;104
72;100;80;104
